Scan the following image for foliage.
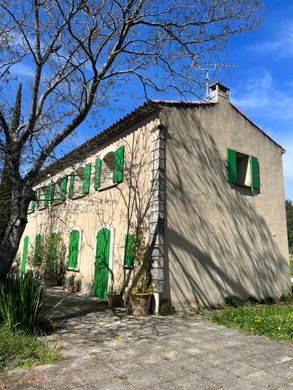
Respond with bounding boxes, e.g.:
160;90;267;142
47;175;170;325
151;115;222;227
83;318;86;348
290;255;293;276
130;226;152;294
28;234;66;281
286;200;293;253
224;295;246;307
159;301;176;316
0;325;60;372
210;305;293;341
68;274;76;286
0;272;51;333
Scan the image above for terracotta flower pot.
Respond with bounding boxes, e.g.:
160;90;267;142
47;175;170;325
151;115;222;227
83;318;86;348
44;276;57;287
108;293;121;308
67;285;76;294
131;293;152;315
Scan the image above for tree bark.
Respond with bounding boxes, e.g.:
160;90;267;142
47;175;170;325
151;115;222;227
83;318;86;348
0;184;32;280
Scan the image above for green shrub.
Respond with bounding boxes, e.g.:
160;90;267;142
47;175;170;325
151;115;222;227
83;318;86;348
0;272;50;333
159;302;176;316
0;325;60;372
224;295;245;307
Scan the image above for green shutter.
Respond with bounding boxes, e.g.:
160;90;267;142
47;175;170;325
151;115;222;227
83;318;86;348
68;172;75;198
94;158;102;190
34;234;42;267
50;183;55;205
227;148;237;184
250;156;260;190
82;163;91;194
44;186;51;207
21;236;29;273
124;234;135;268
31;200;36;213
68;230;80;269
36;190;41;209
60;175;67;201
113;145;125;184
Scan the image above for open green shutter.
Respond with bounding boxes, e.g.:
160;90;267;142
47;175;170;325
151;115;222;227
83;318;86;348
44;186;51;207
68;230;80;269
34;234;42;267
250;156;260;190
82;163;91;194
36;190;41;209
50;183;55;205
68;172;75;198
31;200;36;213
61;175;67;201
227;148;237;184
94;158;102;190
113;145;125;184
124;234;135;268
21;236;29;273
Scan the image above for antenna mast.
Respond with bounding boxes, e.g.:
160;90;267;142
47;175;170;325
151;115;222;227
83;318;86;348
193;62;239;99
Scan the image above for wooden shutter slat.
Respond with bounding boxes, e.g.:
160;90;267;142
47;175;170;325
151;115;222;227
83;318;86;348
82;163;91;194
68;172;75;198
113;146;125;184
250;156;260;189
60;175;67;201
124;234;135;268
94;158;102;190
227;148;237;184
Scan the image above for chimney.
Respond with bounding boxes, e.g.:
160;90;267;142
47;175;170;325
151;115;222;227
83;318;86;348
208;82;230;102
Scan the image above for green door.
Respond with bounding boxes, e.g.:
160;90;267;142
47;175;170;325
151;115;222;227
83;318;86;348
93;228;111;299
21;236;29;273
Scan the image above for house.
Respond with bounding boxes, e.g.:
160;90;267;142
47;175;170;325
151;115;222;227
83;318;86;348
18;82;291;307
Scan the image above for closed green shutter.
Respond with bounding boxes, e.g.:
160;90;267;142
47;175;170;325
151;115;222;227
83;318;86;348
60;175;67;201
68;172;75;198
48;232;59;267
68;230;80;269
34;234;42;267
82;163;91;194
113;145;125;184
21;236;29;273
94;158;102;190
44;185;51;208
250;156;260;190
124;234;135;268
31;200;36;213
227;148;237;184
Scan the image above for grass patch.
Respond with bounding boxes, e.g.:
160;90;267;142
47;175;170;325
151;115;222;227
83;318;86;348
0;325;60;372
210;304;293;342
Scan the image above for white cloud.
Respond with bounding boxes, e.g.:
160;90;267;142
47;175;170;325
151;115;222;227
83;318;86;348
11;62;34;78
232;69;293;121
250;19;293;59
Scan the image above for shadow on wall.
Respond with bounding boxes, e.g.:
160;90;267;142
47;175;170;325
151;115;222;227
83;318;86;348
164;106;290;307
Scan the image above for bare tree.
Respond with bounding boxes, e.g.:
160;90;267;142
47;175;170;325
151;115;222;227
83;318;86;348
0;0;263;279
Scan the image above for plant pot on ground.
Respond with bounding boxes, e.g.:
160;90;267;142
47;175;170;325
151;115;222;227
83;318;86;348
67;274;76;294
131;290;153;315
108;292;121;308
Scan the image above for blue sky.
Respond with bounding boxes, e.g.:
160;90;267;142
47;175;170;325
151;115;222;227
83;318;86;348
226;0;293;201
73;0;293;200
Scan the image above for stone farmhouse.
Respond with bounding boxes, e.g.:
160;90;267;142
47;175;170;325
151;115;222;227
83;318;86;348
19;83;291;307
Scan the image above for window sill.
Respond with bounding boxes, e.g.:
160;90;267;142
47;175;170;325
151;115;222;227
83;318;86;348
123;265;134;270
67;268;80;272
97;183;118;192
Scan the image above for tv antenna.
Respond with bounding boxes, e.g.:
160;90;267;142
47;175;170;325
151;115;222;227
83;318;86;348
192;61;239;99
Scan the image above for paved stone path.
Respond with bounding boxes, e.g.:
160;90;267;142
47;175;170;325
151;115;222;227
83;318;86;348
0;290;292;389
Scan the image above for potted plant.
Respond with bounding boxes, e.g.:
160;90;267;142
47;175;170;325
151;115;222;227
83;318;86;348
108;286;122;307
129;227;153;315
67;274;76;294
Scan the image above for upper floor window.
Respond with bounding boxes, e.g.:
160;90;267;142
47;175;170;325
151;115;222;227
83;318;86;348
94;145;125;190
227;148;260;190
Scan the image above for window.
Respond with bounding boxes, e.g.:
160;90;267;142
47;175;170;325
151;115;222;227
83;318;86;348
124;234;135;268
53;176;67;204
34;234;43;267
21;236;29;273
68;163;91;199
68;230;80;270
227;148;260;190
94;146;125;190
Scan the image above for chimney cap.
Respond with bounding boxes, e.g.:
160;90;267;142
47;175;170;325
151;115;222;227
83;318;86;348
209;82;230;92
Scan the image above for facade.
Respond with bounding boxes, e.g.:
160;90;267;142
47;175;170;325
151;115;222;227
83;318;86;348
18;83;291;307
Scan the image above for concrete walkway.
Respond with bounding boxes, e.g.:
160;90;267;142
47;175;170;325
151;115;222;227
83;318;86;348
0;289;292;390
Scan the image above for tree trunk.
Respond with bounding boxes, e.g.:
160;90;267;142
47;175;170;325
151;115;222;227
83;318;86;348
0;184;32;280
